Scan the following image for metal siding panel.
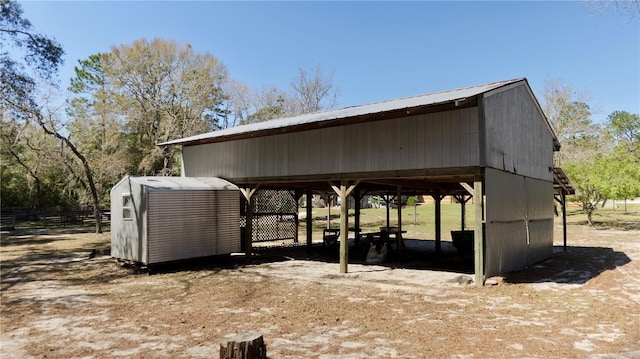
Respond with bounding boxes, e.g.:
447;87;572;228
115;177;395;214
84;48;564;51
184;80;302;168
215;191;241;254
485;168;529;277
424;113;435;168
391;118;405;170
449;110;462;167
147;190;215;264
483;84;553;181
526;177;554;220
485;222;528;277
338;124;348;173
527;219;554;265
406;115;417;169
485;168;554;276
434;112;444;168
111;177;144;262
182;108;484;179
526;177;554;265
415;114;426;167
145;189;240;264
468;108;480;165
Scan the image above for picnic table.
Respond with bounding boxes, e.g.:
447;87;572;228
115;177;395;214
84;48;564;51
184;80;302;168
359;226;407;251
322;227;362;247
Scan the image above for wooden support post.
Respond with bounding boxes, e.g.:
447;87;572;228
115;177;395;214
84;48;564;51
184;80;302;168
385;195;390;228
434;193;443;255
244;195;254;264
220;331;266;359
474;181;484;287
353;189;361;247
339;182;349;273
396;186;404;252
329;180;359;274
326;193;332;229
293;190;302;243
306;189;313;255
459;183;475;232
562;191;567;252
240;187;258;264
461;196;465;231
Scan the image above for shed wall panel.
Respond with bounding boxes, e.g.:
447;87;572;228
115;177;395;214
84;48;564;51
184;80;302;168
183;107;480;179
483;84;554;181
213;190;241;254
147;190;217;264
146;189;240;264
525;177;554;265
110;177;147;263
485;168;554;277
485;169;529;277
528;219;554;264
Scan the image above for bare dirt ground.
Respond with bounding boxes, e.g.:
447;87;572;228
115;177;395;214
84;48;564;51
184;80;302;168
1;219;639;358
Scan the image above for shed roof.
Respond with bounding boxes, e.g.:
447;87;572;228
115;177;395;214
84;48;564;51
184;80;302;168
553;168;576;195
124;176;239;191
161;78;553;147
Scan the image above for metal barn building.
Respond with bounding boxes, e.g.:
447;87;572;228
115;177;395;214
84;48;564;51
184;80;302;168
110;176;240;265
162;78;568;285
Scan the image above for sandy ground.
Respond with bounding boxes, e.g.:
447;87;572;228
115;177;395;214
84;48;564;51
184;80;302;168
1;220;639;358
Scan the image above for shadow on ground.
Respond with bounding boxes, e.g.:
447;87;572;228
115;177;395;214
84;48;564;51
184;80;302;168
140;239;474;275
502;245;631;285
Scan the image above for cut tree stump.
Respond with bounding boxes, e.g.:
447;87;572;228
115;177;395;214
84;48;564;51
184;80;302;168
219;331;266;359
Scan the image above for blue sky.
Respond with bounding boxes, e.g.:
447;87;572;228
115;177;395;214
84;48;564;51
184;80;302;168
19;1;640;123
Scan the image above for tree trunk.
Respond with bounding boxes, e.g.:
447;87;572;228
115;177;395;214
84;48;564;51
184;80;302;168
34;110;103;233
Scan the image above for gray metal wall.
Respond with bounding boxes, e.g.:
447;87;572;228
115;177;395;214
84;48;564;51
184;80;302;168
484;168;554;278
182;107;480;179
110;177;148;263
483;83;554;182
147;189;240;264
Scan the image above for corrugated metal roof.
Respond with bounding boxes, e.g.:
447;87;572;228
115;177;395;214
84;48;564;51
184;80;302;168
128;176;239;191
160;78;526;146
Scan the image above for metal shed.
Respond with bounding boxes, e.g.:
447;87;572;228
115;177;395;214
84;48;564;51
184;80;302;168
161;78;568;285
110;176;240;265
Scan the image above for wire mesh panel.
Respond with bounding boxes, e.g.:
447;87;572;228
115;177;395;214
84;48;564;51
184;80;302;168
241;189;299;243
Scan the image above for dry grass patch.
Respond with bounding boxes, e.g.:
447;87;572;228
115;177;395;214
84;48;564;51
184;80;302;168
1;208;639;358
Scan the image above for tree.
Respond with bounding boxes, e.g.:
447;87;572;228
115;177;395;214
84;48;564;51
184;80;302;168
236;64;340;125
608;110;640;157
541;79;631;224
601;111;640;210
541;78;607;166
585;0;640;21
1;0;64;113
289;64;339;114
1;1;108;233
244;85;289;124
102;38;230;175
1;0;62;124
68;53;127;208
565;159;607;225
0;117;75;208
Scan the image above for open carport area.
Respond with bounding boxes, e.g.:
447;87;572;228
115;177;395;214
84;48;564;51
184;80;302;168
161;78;573;285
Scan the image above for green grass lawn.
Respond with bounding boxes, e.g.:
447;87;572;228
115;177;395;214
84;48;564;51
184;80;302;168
303;200;476;241
302;201;640;240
